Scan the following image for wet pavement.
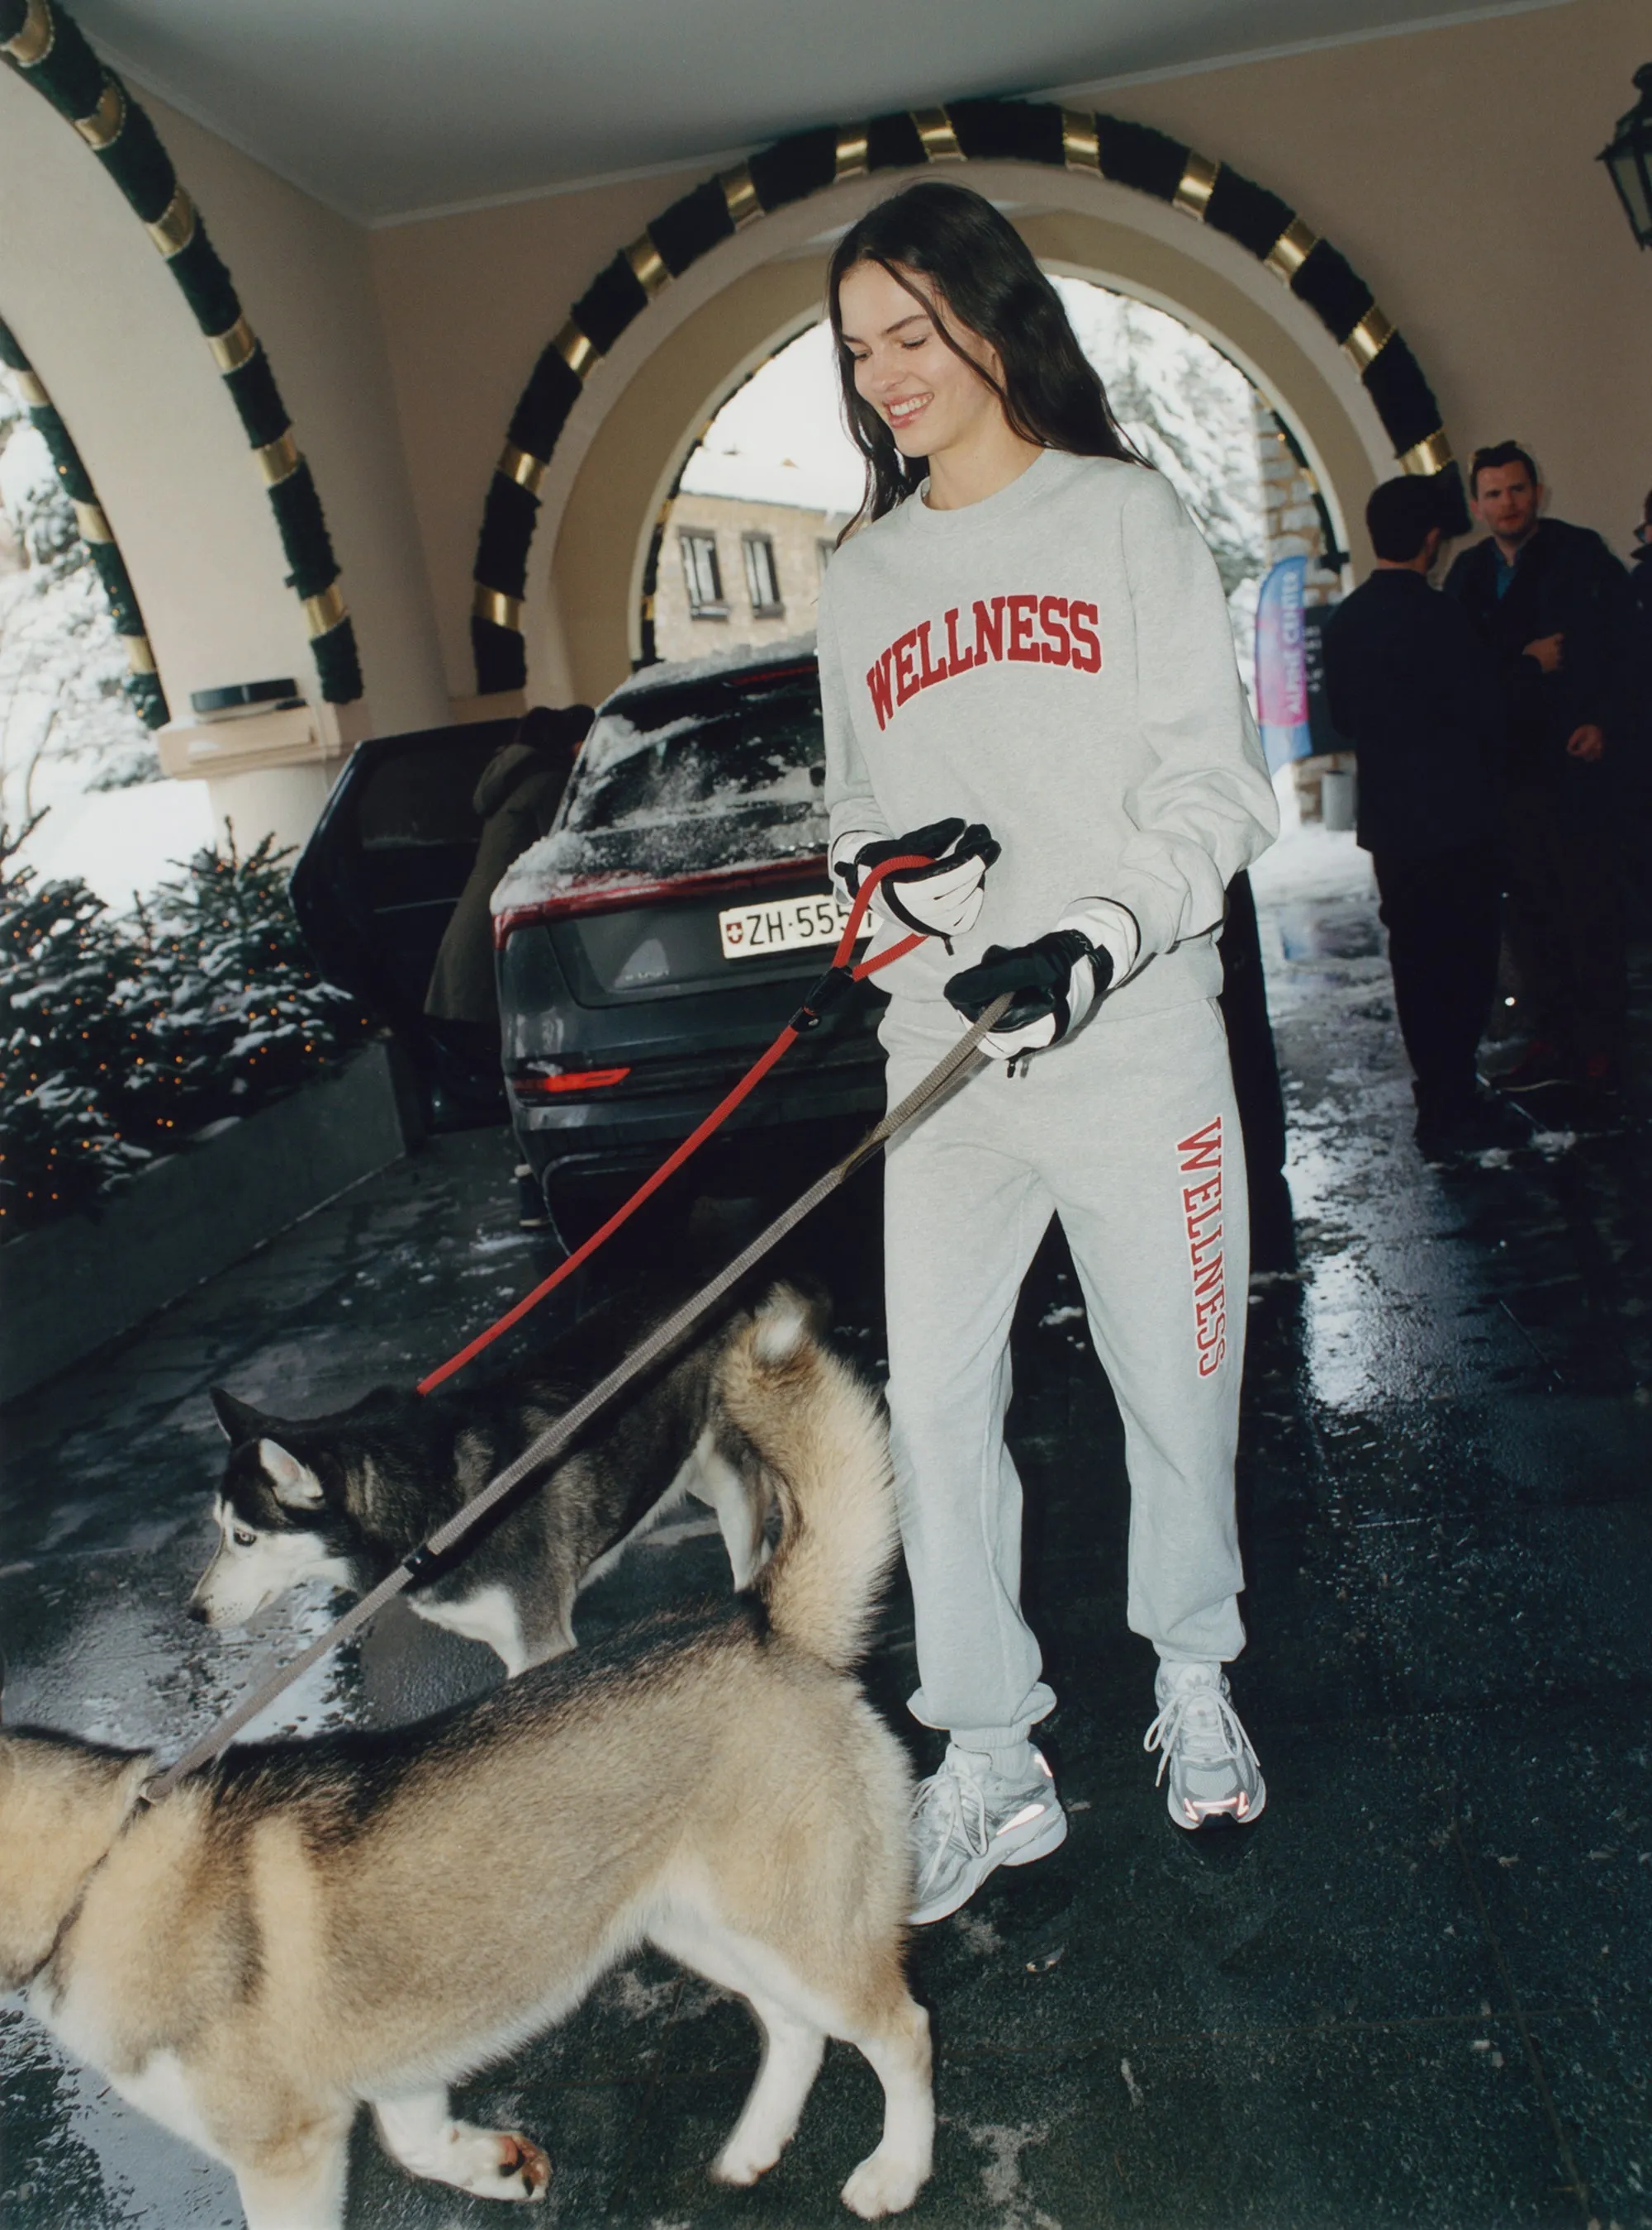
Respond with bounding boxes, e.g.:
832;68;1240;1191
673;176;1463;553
2;822;1650;2230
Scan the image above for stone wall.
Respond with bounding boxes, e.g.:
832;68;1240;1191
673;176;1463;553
1256;397;1342;608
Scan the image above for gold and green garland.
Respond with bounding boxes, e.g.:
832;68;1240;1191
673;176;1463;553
474;99;1464;688
0;313;168;726
0;0;362;703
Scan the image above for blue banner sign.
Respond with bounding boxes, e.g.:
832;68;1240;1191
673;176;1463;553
1255;555;1311;775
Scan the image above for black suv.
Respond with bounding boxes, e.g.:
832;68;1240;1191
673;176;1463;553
292;648;885;1247
292;641;1288;1262
491;647;885;1245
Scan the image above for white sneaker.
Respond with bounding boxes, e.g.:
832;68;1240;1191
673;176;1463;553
908;1744;1068;1925
1143;1663;1267;1829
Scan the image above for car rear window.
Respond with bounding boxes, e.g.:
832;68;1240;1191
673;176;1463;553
563;670;823;835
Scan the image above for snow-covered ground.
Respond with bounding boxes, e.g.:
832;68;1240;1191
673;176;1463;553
1250;764;1376;909
1250;818;1376;908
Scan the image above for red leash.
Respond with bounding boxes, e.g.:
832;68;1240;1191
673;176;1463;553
416;858;927;1394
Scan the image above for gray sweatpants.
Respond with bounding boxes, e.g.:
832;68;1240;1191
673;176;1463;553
881;992;1249;1748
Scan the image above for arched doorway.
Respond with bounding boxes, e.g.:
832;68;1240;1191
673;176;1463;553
540;182;1377;710
639;282;1341;701
471;101;1457;712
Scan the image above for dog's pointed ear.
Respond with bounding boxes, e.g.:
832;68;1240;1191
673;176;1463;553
257;1438;325;1510
211;1388;269;1444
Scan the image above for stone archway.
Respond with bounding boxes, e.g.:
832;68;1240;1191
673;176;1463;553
471;97;1460;710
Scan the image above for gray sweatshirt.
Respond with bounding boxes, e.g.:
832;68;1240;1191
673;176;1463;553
818;448;1278;1019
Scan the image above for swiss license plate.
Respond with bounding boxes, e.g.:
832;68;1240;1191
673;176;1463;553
717;890;862;961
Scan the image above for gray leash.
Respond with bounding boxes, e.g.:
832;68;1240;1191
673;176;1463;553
141;995;1010;1803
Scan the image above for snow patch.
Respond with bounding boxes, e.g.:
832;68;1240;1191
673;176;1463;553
603;1966;728;2024
1249;820;1376;907
605;1968;679;2022
610;631;817;700
496;827;820;913
952;1909;1002;1956
958;2120;1060;2230
1531;1127;1578;1159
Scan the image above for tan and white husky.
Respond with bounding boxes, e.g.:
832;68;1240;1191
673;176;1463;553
0;1292;931;2226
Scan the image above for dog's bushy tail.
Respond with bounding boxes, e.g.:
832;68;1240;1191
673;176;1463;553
721;1284;896;1671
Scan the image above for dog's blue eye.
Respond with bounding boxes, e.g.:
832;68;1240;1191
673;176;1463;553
233;1529;258;1548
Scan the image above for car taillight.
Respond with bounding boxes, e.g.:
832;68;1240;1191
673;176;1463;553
513;1067;632;1096
493;856;828;947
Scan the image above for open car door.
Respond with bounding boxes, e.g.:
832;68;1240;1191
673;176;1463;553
289;720;515;1125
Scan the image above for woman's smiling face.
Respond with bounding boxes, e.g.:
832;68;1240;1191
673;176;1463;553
837;259;1006;465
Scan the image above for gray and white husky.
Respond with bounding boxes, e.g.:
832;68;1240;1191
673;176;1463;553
1;1294;933;2226
190;1286;809;1675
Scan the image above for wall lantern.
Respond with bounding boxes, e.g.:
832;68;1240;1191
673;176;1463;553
1598;64;1652;250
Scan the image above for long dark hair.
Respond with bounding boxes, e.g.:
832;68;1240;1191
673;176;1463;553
828;181;1142;532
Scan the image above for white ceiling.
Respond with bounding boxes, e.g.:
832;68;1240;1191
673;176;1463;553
74;0;1566;225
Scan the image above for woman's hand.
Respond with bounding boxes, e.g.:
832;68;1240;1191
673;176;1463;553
945;929;1113;1059
833;818;1000;940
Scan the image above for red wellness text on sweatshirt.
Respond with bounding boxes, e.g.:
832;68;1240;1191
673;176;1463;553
864;593;1103;729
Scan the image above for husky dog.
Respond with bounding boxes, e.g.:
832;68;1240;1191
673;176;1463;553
1;1294;930;2227
191;1286;807;1674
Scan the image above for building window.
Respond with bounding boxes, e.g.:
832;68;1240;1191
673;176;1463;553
679;529;727;618
743;533;784;617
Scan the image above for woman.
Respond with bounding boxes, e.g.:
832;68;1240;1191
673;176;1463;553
816;183;1279;1926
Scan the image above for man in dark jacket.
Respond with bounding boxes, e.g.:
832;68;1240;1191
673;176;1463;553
1324;477;1509;1155
1443;444;1636;1094
1631;489;1652;755
1634;490;1652;648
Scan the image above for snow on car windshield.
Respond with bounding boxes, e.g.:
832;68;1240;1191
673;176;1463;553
492;666;828;914
564;679;823;833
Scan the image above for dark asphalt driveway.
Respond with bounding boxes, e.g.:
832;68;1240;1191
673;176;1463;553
2;826;1649;2228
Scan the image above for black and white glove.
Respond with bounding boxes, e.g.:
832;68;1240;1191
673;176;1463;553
945;928;1113;1059
830;817;1000;942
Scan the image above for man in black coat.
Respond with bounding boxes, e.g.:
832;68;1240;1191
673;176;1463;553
1443;444;1636;1094
1630;488;1652;762
1323;477;1510;1155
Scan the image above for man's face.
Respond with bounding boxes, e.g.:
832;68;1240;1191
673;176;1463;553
1472;465;1541;546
